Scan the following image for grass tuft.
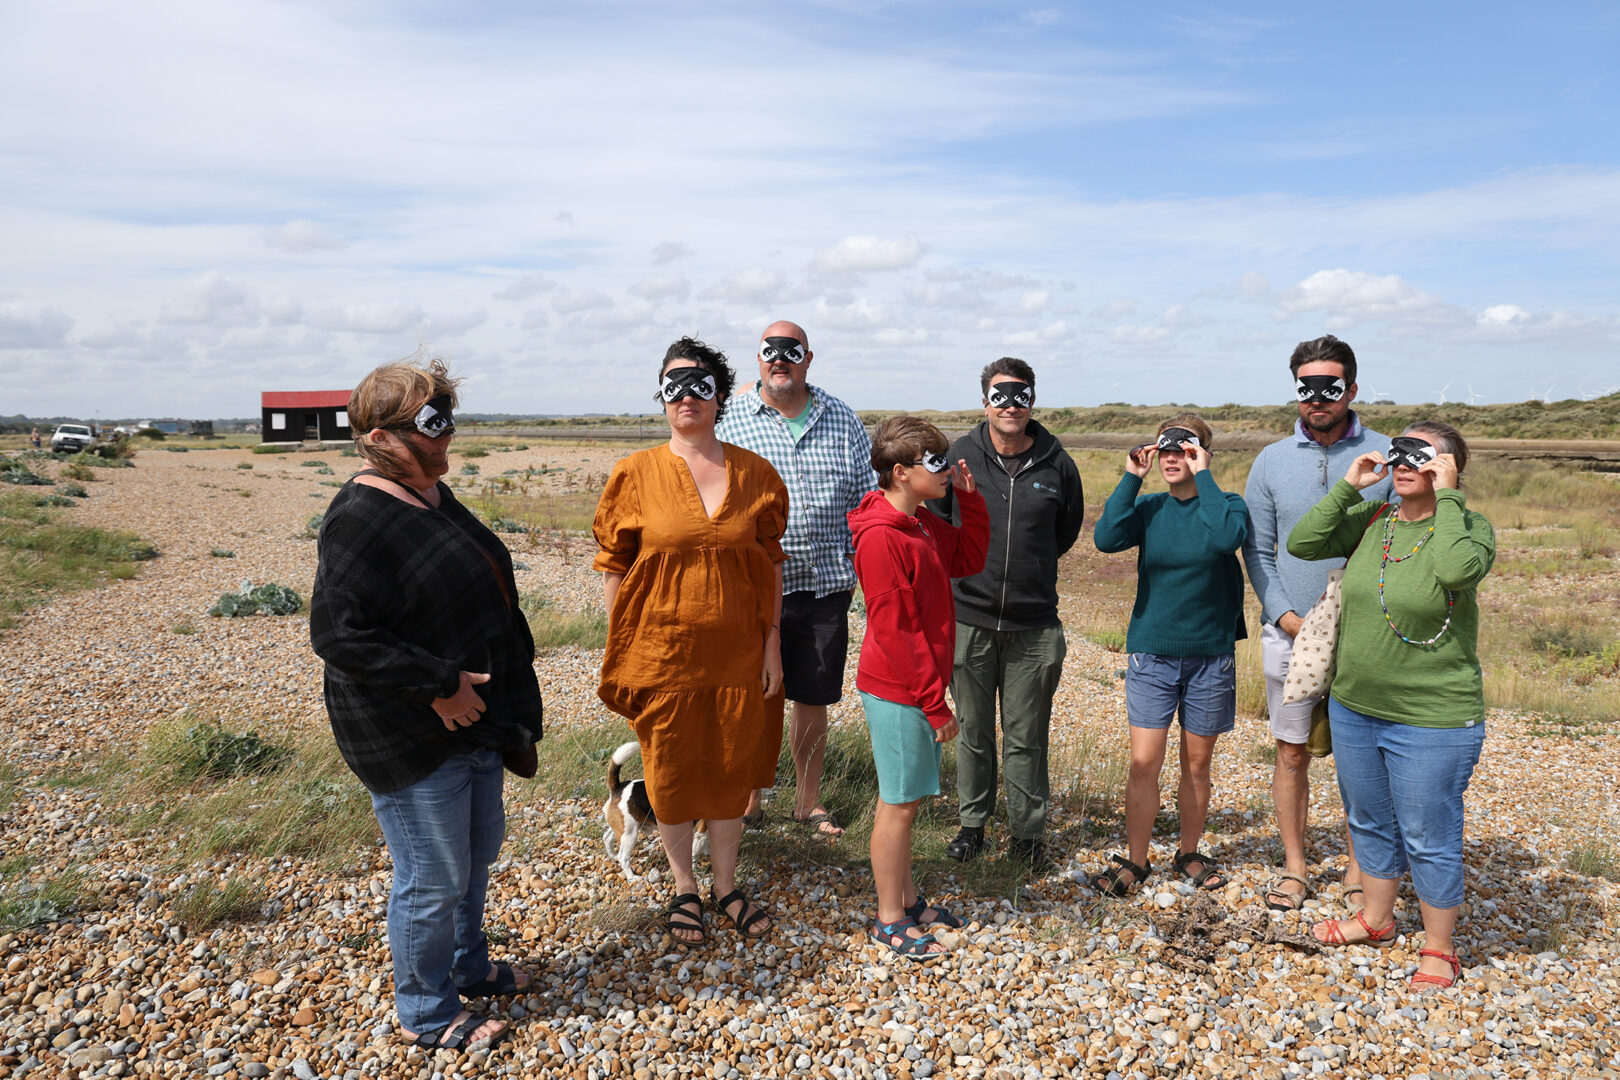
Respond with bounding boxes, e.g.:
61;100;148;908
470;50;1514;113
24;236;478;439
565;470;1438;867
0;492;157;627
1566;841;1620;882
173;874;266;930
0;865;99;932
520;591;609;650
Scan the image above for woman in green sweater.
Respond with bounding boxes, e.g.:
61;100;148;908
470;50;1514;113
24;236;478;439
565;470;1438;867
1287;421;1494;992
1092;414;1249;896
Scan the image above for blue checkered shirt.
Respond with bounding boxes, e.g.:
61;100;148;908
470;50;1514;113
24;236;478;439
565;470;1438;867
717;384;877;596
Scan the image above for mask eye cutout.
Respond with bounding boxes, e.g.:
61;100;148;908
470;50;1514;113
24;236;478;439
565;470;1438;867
986;380;1034;409
1387;436;1438;469
915;452;949;474
1295;375;1348;403
758;336;807;365
657;368;718;404
413;395;456;438
1155;428;1202;451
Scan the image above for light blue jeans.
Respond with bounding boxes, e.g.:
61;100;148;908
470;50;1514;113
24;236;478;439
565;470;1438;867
370;747;506;1033
1329;697;1484;908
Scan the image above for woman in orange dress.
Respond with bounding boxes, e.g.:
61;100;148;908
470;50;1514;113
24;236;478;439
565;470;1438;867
595;336;788;946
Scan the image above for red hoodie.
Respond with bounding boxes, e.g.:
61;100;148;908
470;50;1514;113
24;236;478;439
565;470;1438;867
848;488;989;728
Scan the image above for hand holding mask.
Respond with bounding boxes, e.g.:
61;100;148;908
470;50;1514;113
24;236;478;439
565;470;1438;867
1384;436;1438;470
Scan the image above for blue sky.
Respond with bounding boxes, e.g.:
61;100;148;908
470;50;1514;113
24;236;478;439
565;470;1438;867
2;1;1617;417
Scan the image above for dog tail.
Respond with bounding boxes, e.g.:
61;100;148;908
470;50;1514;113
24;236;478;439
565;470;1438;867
606;740;641;789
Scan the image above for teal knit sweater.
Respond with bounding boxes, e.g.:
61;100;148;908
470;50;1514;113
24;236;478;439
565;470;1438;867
1288;481;1495;728
1094;470;1250;657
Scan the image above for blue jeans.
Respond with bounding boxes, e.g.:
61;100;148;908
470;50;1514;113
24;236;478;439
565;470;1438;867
370;747;506;1033
1329;697;1483;908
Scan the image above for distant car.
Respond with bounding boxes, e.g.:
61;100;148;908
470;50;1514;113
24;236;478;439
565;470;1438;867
50;424;96;454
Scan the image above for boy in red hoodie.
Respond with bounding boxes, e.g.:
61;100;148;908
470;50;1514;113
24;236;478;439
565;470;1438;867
848;416;989;959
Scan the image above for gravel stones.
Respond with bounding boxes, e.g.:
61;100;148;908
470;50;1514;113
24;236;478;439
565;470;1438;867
1;445;1618;1079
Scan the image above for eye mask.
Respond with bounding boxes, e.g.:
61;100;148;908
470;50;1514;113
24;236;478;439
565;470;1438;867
1386;436;1438;470
916;451;949;474
412;395;455;438
1296;375;1348;404
1156;427;1202;451
758;336;807;365
657;367;718;404
986;380;1034;409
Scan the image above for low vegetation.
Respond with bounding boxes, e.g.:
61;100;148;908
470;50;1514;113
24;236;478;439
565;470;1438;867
520;590;610;650
209;581;303;617
0;491;157;628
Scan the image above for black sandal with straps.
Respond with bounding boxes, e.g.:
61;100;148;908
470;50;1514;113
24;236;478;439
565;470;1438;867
666;892;707;947
1173;849;1226;890
1093;854;1152;898
711;887;772;939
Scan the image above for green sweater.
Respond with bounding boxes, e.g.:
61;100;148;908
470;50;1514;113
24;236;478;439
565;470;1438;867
1287;480;1495;728
1094;470;1250;657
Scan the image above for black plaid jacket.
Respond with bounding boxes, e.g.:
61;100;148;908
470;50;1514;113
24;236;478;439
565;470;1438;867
310;481;543;793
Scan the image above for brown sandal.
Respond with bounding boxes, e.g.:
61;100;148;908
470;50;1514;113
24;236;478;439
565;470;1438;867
1264;872;1311;911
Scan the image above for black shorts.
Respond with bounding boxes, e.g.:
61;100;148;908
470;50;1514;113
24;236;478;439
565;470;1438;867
780;589;852;706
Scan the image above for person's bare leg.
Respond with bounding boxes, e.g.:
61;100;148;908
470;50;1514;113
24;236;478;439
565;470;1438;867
1313;875;1398;943
705;815;768;934
745;697;789;821
1174;731;1224;886
1415;900;1460;979
791;702;842;834
657;820;703;944
870;799;942;954
1270;739;1312;906
1123;726;1169;880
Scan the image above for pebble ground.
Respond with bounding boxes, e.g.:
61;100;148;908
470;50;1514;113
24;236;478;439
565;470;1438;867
1;444;1616;1080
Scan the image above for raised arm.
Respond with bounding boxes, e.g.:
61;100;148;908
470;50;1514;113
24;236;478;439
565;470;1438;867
1429;490;1495;590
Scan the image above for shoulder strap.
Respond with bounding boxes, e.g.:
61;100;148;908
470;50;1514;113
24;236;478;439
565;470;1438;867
1351;502;1390;554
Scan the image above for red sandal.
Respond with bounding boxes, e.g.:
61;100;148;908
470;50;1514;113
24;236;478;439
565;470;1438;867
1312;911;1397;947
1410;949;1462;991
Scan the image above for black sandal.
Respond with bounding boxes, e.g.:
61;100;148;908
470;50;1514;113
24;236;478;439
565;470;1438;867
458;961;530;998
405;1012;507;1051
1093;854;1152;898
1173;849;1226;890
666;892;707;947
711;887;772;939
905;894;964;929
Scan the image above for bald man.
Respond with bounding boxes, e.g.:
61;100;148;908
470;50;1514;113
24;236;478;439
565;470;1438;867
717;321;877;836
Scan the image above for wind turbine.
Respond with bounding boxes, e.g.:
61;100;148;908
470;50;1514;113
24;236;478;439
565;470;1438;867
1528;384;1554;404
1366;386;1394;404
1465;385;1488;406
1431;383;1452;405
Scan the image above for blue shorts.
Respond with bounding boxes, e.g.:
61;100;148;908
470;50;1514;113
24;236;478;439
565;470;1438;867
1125;653;1236;737
860;692;942;805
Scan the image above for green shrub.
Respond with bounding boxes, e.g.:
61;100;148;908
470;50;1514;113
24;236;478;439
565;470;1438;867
0;867;98;932
80;445;133;465
252;443;296;455
209;581;303;617
461;447;489;459
34;494;75;508
61;463;95;482
166;446;189;453
210;548;236;558
58;482;88;498
164;719;294;780
460;463;480;475
237;462;254;470
2;466;50;486
133;427;166;440
303;512;325;538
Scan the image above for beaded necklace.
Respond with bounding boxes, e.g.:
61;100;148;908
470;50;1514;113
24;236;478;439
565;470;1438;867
1377;510;1454;645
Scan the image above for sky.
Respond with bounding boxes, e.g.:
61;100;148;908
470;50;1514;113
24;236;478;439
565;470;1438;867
2;1;1618;419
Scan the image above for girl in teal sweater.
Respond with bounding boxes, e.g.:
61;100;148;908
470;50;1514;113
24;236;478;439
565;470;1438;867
1092;414;1249;896
1288;420;1494;992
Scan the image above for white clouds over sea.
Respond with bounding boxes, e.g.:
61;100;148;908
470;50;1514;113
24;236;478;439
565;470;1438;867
1;2;1617;416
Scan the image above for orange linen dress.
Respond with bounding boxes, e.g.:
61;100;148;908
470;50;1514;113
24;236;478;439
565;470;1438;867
594;444;789;822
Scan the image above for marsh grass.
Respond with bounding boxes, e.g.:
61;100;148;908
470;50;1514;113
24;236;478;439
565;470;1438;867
172;874;265;931
1566;841;1620;883
0;864;99;932
94;712;377;864
520;591;610;650
0;491;156;628
474;491;603;535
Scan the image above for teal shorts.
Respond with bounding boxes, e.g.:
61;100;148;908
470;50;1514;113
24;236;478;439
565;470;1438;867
860;691;942;805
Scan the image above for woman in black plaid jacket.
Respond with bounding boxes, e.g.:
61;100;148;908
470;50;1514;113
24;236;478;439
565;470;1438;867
310;355;541;1053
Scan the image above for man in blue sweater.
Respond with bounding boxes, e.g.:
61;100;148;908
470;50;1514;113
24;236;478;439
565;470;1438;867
1242;335;1393;912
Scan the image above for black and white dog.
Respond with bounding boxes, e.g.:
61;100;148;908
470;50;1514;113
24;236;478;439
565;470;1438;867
603;741;708;881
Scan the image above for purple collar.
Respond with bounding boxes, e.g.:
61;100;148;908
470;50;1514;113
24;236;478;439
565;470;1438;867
1294;409;1364;446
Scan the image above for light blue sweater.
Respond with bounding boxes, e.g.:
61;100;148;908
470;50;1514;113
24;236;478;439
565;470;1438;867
1241;414;1394;626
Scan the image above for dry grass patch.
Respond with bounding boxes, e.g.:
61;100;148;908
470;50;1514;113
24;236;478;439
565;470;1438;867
0;491;156;628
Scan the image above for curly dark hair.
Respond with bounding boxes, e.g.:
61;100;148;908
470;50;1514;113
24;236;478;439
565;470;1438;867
657;336;737;423
1288;334;1358;386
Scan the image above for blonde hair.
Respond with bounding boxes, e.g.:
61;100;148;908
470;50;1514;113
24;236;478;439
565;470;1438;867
870;416;949;489
350;351;461;481
1158;412;1213;449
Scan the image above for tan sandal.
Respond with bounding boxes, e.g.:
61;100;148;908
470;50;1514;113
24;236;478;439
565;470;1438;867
1341;882;1365;914
1264;872;1311;911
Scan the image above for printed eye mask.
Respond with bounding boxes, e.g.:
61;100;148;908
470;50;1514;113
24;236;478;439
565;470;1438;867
1386;436;1438;470
986;381;1034;409
758;336;807;365
1156;427;1202;451
413;395;455;438
1296;375;1348;404
916;451;949;474
657;367;718;403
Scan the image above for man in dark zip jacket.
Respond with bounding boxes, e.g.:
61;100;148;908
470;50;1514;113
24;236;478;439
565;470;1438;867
926;357;1085;870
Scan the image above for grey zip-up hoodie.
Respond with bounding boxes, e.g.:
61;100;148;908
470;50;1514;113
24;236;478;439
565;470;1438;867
926;419;1085;632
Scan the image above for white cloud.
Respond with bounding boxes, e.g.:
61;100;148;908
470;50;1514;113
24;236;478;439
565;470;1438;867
301;302;425;334
159;272;254;325
494;276;554;301
704;266;789;305
550;288;613;314
265;219;344;252
1240;272;1270;297
1479;304;1530;326
0;302;74;348
874;327;929;346
811;236;923;274
628;272;691;303
651;241;693;265
1278;270;1449;322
